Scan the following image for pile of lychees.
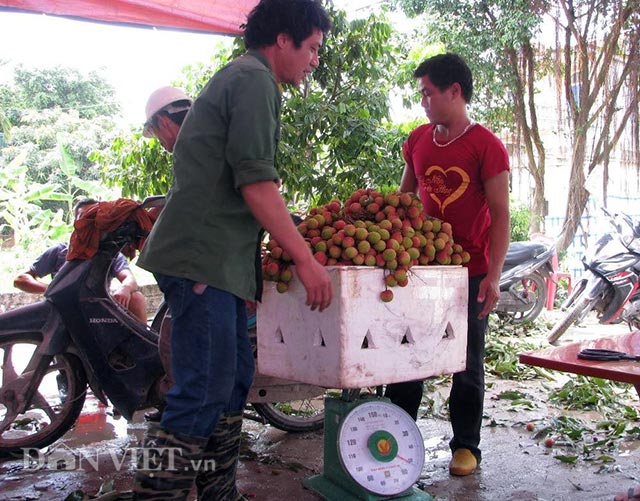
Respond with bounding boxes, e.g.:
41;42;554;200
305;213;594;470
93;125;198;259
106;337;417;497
262;188;469;302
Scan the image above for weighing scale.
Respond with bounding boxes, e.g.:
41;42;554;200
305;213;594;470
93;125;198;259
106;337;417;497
304;390;433;500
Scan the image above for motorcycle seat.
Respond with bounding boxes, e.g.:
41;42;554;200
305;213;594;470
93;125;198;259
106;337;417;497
503;241;548;267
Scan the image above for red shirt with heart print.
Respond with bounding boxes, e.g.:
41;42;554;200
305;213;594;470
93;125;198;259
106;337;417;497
403;123;510;277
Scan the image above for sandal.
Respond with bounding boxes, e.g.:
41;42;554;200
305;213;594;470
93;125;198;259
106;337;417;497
614;486;640;501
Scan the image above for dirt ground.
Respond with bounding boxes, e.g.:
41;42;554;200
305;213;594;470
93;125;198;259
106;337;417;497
1;311;639;501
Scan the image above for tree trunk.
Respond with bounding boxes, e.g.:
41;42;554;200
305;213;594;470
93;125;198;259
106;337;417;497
505;43;547;234
557;132;590;251
554;0;640;252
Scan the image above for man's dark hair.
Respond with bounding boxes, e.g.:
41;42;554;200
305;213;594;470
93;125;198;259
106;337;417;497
73;198;98;218
414;53;474;103
243;0;332;49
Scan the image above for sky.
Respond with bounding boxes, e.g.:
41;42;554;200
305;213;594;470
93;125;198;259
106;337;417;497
0;1;385;127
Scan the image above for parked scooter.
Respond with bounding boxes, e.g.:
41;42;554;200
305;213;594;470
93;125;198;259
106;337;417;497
0;197;325;455
494;239;557;323
547;207;640;344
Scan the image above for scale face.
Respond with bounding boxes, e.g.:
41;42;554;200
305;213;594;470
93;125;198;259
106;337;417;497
337;400;425;496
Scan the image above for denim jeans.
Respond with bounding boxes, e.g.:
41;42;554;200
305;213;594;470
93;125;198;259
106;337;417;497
154;274;255;439
384;274;488;462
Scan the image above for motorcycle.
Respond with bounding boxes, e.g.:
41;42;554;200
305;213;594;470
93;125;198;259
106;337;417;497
494;239;557;323
0;196;326;455
547;207;640;344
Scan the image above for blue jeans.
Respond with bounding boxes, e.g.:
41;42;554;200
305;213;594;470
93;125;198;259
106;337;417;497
154;274;255;439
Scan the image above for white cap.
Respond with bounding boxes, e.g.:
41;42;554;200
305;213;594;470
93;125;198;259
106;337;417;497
143;86;192;137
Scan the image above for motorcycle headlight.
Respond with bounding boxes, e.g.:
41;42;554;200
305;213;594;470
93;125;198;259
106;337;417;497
599;254;640;273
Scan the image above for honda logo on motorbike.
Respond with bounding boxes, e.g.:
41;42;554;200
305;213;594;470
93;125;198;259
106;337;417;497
89;317;118;324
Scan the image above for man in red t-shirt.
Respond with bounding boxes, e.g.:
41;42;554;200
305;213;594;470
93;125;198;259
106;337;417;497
385;53;510;477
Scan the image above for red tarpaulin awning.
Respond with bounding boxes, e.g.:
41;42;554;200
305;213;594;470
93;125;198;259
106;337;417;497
0;0;260;35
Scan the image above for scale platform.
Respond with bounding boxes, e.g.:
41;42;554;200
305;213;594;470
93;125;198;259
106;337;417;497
304;393;433;501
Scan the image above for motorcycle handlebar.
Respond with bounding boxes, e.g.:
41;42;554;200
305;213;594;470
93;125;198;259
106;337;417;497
141;195;166;209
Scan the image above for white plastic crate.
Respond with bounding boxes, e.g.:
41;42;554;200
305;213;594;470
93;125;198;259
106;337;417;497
257;266;468;389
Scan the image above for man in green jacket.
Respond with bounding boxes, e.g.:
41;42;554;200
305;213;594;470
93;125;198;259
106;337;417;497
134;1;333;499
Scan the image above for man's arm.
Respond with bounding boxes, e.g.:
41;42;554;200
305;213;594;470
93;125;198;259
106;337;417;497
14;271;48;294
240;181;332;312
399;164;418;194
477;170;511;319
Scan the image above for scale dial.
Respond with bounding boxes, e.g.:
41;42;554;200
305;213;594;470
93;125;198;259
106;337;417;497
337;400;425;496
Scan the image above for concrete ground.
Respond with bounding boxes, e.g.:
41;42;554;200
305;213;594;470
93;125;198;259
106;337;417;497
1;311;638;501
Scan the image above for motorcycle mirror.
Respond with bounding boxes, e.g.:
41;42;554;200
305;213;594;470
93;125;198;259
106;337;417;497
142;195;166;209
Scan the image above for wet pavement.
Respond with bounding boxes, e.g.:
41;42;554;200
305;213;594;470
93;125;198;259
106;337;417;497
1;312;639;500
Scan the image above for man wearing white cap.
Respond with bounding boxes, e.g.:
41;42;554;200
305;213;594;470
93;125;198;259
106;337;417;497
142;86;192;152
139;86;192;424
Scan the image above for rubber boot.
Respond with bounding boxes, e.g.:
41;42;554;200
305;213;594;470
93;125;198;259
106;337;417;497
134;423;207;500
195;412;245;501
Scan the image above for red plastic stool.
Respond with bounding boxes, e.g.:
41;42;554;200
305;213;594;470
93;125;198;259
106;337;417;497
546;251;572;310
530;233;572;311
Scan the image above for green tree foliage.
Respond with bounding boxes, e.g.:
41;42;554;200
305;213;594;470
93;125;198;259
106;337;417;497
4;108;118;185
277;8;407;206
390;0;640;250
9;65;119;121
95;41;237;198
0;143;119;249
390;0;550;234
96;132;175;198
0;65;121;215
0;69;13;142
95;8;409;207
0;151;68;248
55;140;119;222
391;0;544;129
510;200;533;242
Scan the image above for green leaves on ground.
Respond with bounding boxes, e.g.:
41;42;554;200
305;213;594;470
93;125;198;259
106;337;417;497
485;317;554;380
548;375;634;418
483;314;639;467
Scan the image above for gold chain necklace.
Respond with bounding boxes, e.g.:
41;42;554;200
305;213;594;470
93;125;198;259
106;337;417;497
432;121;476;148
